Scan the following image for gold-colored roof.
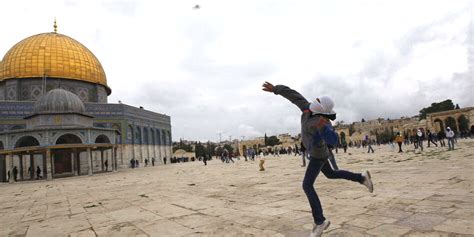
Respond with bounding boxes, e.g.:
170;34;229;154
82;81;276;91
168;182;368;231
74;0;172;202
0;32;110;94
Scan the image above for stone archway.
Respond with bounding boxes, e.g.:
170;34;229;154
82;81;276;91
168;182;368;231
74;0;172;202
457;115;469;133
12;136;41;182
161;131;166;146
95;135;112;172
54;134;83;175
444;117;457;132
135;126;142;161
156;129;161;145
340;132;346;145
433;119;444;133
95;135;111;144
15;136;40;148
56;134;83;145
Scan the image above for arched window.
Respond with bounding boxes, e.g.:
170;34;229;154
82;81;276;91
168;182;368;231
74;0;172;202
434;119;444;132
136;126;142;145
150;129;156;145
128;125;134;144
56;134;82;144
15;136;40;148
95;135;111;143
156;130;161;145
162;130;166;146
143;128;149;145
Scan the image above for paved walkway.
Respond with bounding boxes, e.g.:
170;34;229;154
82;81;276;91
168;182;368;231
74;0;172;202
1;140;473;236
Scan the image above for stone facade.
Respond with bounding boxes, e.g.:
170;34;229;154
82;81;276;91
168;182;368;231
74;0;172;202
0;78;108;103
0;100;172;170
335;107;473;143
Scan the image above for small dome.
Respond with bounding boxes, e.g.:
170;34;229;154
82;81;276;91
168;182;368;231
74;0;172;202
34;89;86;114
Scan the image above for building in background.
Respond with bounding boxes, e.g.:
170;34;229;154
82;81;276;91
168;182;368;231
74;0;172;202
0;25;172;182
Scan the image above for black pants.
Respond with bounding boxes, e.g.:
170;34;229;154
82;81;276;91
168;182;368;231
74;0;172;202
397;142;403;152
303;158;363;225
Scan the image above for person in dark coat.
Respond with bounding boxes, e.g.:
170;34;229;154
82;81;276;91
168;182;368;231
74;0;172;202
36;166;42;179
12;166;18;181
104;159;109;171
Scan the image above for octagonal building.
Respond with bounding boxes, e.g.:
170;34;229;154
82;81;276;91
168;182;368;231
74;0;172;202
0;28;172;182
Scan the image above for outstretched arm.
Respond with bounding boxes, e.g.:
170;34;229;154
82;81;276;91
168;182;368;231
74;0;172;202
262;81;310;111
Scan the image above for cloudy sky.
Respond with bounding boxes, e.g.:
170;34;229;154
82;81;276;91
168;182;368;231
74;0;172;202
1;0;473;142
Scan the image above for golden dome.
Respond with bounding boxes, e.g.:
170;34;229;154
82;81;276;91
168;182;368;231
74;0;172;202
0;32;110;94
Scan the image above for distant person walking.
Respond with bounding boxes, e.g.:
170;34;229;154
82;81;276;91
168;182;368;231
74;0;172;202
36;166;42;179
417;129;424;151
163;157;167;165
262;82;373;237
446;127;455;150
395;132;404;153
427;130;438;147
300;142;307;167
365;135;374;153
152;157;155;166
341;136;348;153
104;159;108;171
12;166;18;181
438;130;446;147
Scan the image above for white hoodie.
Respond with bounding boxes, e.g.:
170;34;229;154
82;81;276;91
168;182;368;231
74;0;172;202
446;130;455;138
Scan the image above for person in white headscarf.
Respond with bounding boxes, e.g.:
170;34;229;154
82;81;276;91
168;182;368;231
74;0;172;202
446;127;455;150
262;81;373;237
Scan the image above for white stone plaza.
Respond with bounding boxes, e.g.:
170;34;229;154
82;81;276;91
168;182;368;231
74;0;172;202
0;140;473;236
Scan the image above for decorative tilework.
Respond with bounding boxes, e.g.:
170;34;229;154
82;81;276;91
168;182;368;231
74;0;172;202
7;86;16;100
31;85;43;100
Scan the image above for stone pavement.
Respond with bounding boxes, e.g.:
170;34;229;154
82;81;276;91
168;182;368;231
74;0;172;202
1;140;473;237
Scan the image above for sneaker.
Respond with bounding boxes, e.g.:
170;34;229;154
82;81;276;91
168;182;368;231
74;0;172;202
362;170;373;193
310;220;330;237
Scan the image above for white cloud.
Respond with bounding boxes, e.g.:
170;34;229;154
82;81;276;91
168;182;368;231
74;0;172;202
0;0;472;141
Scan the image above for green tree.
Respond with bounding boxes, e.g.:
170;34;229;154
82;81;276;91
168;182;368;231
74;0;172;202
206;141;216;157
419;99;455;120
361;118;366;122
172;139;193;152
264;133;268;146
195;142;206;158
266;136;280;146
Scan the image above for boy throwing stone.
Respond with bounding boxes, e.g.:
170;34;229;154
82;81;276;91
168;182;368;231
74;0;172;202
262;82;373;237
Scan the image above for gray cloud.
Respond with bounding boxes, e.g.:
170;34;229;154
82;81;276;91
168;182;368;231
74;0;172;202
299;8;472;124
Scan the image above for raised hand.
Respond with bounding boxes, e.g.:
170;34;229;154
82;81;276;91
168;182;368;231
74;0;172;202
262;81;274;92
